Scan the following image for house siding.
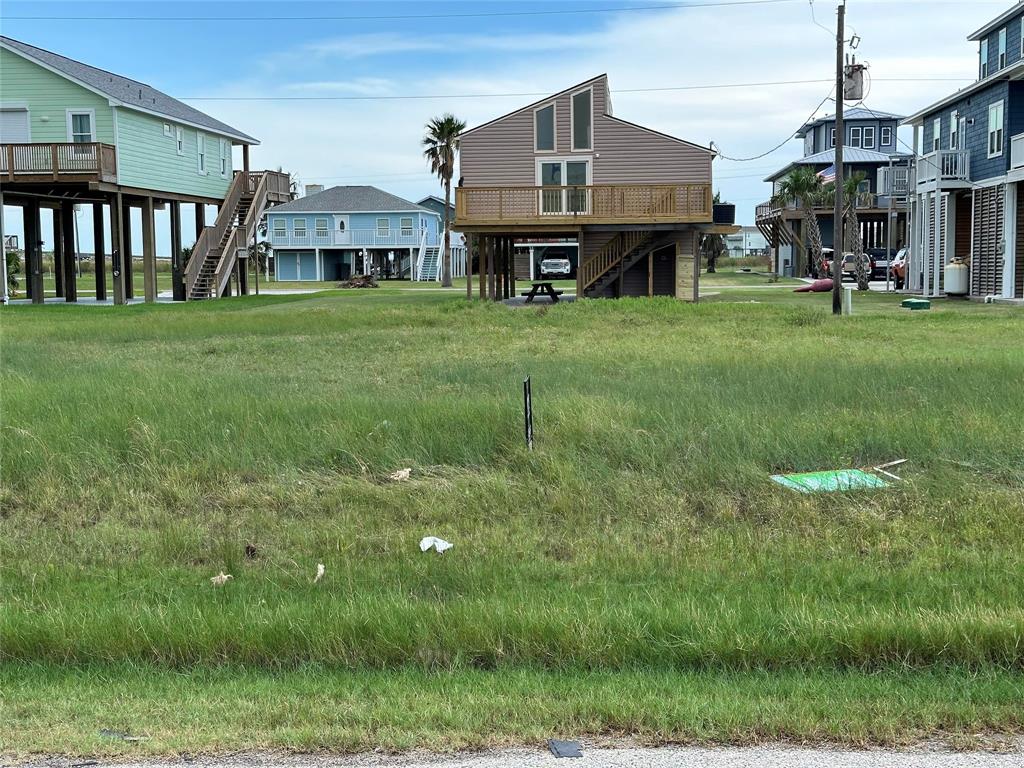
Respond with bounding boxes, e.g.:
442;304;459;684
921;80;1014;182
977;12;1024;77
460;75;712;187
115;108;232;198
0;47;115;143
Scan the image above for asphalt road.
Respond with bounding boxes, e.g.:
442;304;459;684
17;744;1024;768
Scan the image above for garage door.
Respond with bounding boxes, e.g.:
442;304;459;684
0;108;30;142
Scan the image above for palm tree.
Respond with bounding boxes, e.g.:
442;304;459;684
770;166;826;278
422;113;466;287
842;171;871;290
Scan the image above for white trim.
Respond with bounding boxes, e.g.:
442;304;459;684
0;40;258;146
197;132;207;174
293;217;308;238
949;113;958;150
163;122;172;138
998;27;1007;70
175;125;184;155
65;108;96;142
932;117;941;152
862;125;875;149
570;85;594;152
981;38;990;79
601;114;715;153
880;125;892;147
988;99;1005;158
462;73;606;138
265;208;440;216
399;216;414;237
534;155;594;185
314;217;329;237
219;137;228;178
376;217;390;237
849;125;862;148
830;127;836;147
533;101;556;153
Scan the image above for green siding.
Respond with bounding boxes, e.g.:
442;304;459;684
115;108;232;199
0;47;114;143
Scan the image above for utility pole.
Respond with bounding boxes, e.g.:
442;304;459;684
832;0;845;315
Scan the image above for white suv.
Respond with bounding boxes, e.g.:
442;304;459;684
540;258;572;277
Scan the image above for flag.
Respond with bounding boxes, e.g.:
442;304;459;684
817;164;837;183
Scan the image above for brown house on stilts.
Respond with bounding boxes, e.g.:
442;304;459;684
455;74;732;301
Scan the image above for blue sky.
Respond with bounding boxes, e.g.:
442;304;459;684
1;0;1005;255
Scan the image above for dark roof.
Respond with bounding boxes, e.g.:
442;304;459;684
968;1;1024;41
765;148;912;182
270;186;439;213
0;36;257;144
797;108;905;137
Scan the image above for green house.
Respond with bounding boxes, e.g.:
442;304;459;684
0;36;291;305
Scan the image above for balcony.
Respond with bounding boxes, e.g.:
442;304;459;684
1011;132;1024;171
455;183;713;228
876;165;914;197
269;228;441;249
1;142;117;184
915;149;970;187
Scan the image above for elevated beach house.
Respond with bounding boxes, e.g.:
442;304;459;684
902;1;1024;300
756;108;912;277
455;74;731;300
267;185;466;282
0;35;289;304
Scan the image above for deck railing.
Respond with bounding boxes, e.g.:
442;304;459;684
1;142;117;182
455;183;713;225
915;149;970;186
268;229;441;249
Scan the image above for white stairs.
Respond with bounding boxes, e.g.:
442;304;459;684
418;246;442;281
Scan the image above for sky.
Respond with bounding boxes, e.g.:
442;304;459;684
0;0;1009;254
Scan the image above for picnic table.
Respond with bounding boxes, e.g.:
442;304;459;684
522;281;564;304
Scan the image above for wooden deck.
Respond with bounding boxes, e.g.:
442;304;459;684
455;183;713;228
1;142;117;184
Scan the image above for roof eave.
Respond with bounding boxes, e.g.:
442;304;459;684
966;3;1024;41
901;62;1024;125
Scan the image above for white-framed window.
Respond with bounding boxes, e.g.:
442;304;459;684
1021;18;1023;57
400;217;414;237
293;218;307;238
175;126;184;155
949;113;959;150
197;133;206;174
998;28;1007;69
314;218;328;237
829;127;836;147
163;122;172;137
570;86;593;151
66;109;95;143
988;99;1004;157
981;38;989;78
932;118;941;152
863;126;875;149
219;138;228;177
534;102;555;152
880;125;892;147
377;217;390;237
272;218;286;238
849;126;862;148
537;156;591;214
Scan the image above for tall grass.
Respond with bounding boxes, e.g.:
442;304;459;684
1;291;1022;675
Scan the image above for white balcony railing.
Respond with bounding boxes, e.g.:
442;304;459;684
268;228;441;249
876;165;914;197
1011;133;1024;170
916;149;970;186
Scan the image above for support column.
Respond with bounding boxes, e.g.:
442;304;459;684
0;188;6;304
648;250;654;297
466;234;474;300
170;200;184;301
53;208;65;298
60;201;78;302
487;235;496;300
478;236;486;299
576;231;584;298
110;193;127;305
93;202;106;301
24;199;44;303
496;237;504;300
242;144;250;177
194;202;206;238
509;237;516;299
122;201;134;299
141;196;157;303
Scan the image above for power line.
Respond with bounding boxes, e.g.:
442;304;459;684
0;0;805;21
712;87;836;162
179;77;969;102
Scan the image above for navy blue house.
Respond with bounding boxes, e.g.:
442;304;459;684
756;108;912;277
904;2;1024;299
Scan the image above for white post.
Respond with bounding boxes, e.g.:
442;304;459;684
1002;182;1016;298
0;190;7;304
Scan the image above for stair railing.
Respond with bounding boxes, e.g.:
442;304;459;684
580;230;650;291
185;171;246;297
214;171;271;297
414;228;428;281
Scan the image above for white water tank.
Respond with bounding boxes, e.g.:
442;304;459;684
945;257;969;296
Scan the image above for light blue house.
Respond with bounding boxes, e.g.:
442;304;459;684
267;186;465;282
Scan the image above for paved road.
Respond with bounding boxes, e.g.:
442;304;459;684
19;744;1023;768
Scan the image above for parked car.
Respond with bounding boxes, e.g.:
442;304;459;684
821;250;874;281
539;257;572;278
866;248;896;280
889;248;908;289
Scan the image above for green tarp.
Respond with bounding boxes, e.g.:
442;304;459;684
770;469;888;494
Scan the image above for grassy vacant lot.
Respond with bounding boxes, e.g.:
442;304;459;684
1;283;1022;756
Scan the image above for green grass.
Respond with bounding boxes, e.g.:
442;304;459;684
1;288;1022;754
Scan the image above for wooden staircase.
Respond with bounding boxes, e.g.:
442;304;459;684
185;170;291;300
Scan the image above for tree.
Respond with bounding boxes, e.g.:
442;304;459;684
842;171;871;291
701;192;727;273
422;113;466;287
6;249;22;297
771;166;826;278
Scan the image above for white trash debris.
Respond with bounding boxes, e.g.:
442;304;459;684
210;571;233;587
314;563;325;584
389;467;412;482
419;536;453;554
